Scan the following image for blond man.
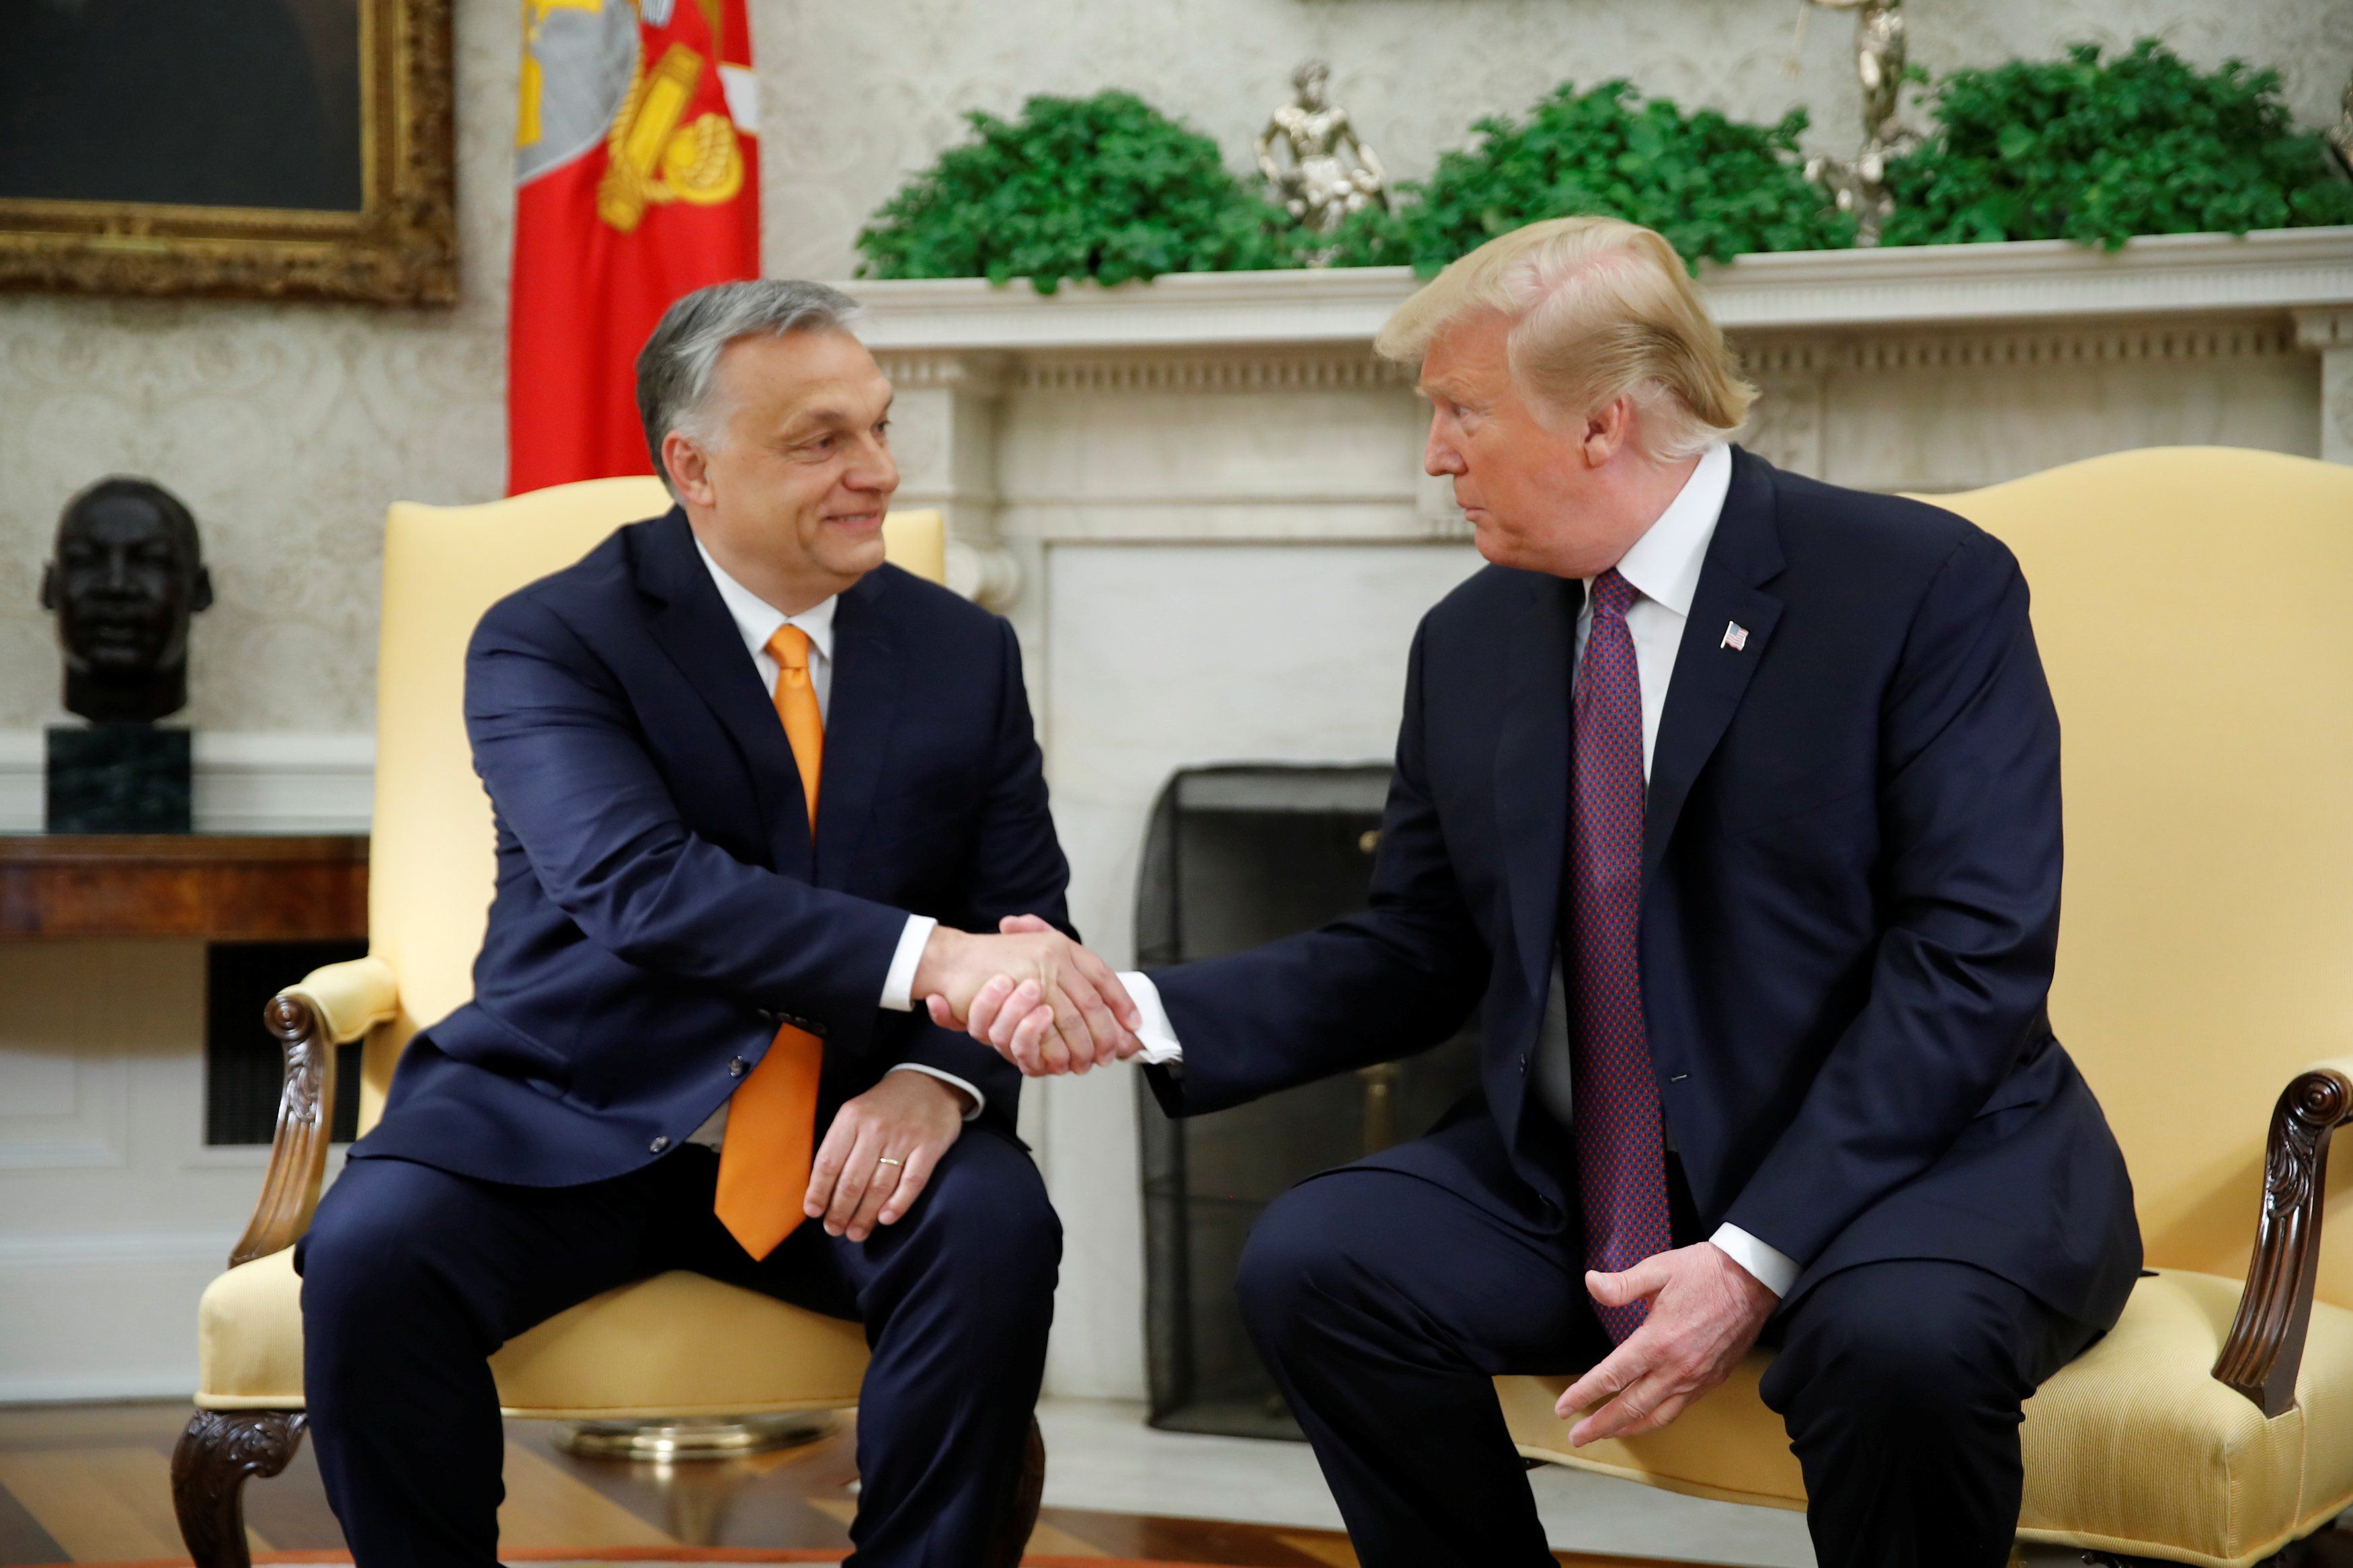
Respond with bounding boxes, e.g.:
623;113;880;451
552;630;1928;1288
969;218;2141;1566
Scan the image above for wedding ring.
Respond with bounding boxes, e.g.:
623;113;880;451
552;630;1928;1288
876;1156;904;1167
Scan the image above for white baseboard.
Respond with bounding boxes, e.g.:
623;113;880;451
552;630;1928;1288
0;1231;239;1404
0;1370;206;1404
0;730;374;834
0;1230;237;1269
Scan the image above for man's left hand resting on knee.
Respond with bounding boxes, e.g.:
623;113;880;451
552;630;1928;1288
1558;1243;1776;1442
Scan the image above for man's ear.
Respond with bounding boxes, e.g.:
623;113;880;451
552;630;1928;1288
38;563;56;611
190;565;214;614
1581;397;1633;467
662;431;716;507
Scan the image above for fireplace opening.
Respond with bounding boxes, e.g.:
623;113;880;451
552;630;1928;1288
1135;764;1482;1439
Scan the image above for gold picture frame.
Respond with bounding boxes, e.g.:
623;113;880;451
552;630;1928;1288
0;0;456;306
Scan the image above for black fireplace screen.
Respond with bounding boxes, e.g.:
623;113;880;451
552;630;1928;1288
1135;764;1482;1438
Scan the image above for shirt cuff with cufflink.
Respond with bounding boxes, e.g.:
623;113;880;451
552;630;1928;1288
1119;971;1185;1064
1708;1223;1799;1297
881;914;938;1013
883;1061;984;1121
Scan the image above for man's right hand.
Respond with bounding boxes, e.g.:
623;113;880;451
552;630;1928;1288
915;919;1140;1075
950;915;1158;1079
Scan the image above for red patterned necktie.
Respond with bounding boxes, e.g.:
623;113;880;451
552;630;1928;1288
1570;568;1675;1344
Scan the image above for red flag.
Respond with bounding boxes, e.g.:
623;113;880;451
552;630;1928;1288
507;0;760;495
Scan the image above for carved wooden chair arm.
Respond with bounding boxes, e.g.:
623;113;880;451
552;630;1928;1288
227;956;399;1270
2212;1056;2353;1417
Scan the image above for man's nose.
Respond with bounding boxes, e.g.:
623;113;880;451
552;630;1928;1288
846;436;898;494
1423;423;1465;478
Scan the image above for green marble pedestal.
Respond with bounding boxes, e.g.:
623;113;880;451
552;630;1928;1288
44;725;193;833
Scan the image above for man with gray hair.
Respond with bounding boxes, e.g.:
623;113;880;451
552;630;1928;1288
961;218;2141;1566
298;279;1142;1565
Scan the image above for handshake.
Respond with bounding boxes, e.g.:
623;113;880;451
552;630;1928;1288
912;915;1147;1076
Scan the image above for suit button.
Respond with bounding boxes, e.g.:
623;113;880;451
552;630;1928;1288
729;1057;750;1078
649;1135;670;1153
1519;1052;1531;1075
756;1008;779;1022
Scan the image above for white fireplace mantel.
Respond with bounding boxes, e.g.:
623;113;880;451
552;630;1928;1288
838;229;2353;1405
852;226;2353;350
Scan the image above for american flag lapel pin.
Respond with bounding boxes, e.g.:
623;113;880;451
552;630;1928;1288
1720;620;1750;652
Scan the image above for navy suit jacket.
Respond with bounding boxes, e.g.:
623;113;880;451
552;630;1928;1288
1147;448;2142;1328
353;509;1069;1188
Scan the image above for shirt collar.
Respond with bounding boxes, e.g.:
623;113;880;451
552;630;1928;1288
1595;442;1732;619
693;534;837;665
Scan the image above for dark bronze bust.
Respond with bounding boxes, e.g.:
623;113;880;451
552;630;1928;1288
40;477;213;724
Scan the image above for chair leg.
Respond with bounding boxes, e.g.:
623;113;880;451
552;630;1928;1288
982;1415;1046;1568
171;1409;307;1568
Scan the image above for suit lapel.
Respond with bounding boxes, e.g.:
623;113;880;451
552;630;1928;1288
1493;571;1578;1007
1641;447;1786;888
812;569;901;890
634;509;814;877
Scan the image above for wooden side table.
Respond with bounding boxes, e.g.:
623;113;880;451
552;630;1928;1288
0;835;368;942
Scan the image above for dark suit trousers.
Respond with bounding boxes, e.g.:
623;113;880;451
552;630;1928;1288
296;1126;1058;1567
1236;1114;2098;1568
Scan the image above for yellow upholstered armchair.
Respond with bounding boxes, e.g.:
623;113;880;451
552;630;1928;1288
169;481;1042;1565
1500;448;2353;1567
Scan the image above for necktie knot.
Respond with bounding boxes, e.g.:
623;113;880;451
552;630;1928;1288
1593;568;1639;618
766;624;812;685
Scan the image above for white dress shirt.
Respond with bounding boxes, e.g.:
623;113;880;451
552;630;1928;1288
1119;445;1798;1296
685;539;975;1149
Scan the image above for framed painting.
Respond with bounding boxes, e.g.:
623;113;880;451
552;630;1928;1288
0;0;456;304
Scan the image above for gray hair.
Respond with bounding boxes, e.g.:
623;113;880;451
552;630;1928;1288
635;279;865;495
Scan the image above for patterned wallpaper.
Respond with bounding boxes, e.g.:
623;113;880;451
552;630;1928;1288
0;0;520;734
0;0;2344;731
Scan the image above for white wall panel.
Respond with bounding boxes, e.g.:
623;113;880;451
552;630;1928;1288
1038;541;1483;1397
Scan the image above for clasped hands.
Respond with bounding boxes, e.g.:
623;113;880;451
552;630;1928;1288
915;913;1146;1074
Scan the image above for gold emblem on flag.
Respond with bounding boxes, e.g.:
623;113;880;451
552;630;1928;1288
598;40;745;231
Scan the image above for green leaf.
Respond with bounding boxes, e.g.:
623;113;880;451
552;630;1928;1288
1884;38;2350;250
854;89;1303;288
1332;77;1853;271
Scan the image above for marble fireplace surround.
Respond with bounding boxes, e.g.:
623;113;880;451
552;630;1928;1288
851;226;2353;1401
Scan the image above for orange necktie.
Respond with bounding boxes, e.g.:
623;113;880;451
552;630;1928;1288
713;624;827;1260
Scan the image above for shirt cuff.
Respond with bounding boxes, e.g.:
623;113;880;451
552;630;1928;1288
1709;1223;1799;1297
1120;971;1184;1064
885;1062;983;1120
881;915;938;1012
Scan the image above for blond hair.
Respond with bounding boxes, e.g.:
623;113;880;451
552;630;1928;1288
1374;216;1755;461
